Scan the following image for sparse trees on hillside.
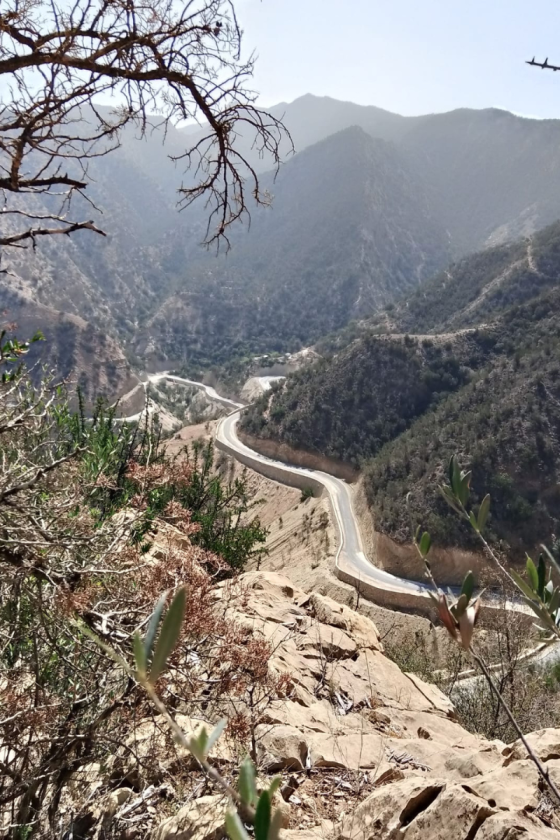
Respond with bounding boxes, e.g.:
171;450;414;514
0;0;289;251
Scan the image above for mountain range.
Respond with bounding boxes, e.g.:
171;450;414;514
7;94;560;393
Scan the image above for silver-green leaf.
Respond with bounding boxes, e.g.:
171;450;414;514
149;586;187;682
226;810;250;840
238;757;258;807
461;570;475;604
477;494;490;532
133;630;147;675
144;591;169;662
205;719;227;756
419;531;431;558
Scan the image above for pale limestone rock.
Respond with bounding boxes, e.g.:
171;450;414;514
255;724;309;771
403;672;455;716
335;777;447;840
309;593;382;651
504;728;560;763
231;614;295;646
260;699;341;733
220;573;307;636
329;650;452;713
307;730;387;771
462;759;539;810
476;812;560;839
260;698;336;732
336;778;498;840
260;699;385;748
384;736;502;781
273;797;291;828
439;744;503;780
232;596;304;628
270;641;328;703
403;785;495;839
298;621;358;659
151;794;227;840
93;568;560;840
281;830;330;840
544;756;560;787
376;708;482;749
240;571;306;602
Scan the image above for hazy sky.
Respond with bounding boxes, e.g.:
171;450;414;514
236;0;560;119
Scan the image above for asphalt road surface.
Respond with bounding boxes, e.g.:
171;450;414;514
216;410;432;597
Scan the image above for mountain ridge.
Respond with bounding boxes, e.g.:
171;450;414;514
10;94;560;386
240;220;560;559
140;125;450;365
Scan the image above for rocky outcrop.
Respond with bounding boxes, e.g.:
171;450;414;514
334;776;560;840
153;795;228;840
72;570;559;838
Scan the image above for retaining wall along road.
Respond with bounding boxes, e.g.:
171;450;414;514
215;437;326;498
238;431;359;482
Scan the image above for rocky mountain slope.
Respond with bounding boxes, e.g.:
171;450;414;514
241;332;484;469
140;103;560;365
11;96;560;381
241;222;560;561
142;127;449;365
254;96;560;254
0;114;192;398
395;221;560;333
196;95;560;253
60;565;560;839
1;116;189;339
0;284;139;403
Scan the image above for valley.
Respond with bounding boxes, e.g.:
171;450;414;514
240;221;560;568
6;91;560;595
7;93;560;584
6;5;560;835
11;96;560;387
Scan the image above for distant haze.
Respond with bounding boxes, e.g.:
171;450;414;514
236;0;560;120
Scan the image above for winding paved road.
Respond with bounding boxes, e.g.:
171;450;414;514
216;411;432;600
122;372;560;671
150;374;245;410
131;373;434;603
211;391;560;673
125;374;523;609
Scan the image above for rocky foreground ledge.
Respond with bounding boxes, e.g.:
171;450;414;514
69;570;559;839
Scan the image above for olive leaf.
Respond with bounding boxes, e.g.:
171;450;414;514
419;531;431;558
461;570;475;604
477;494;490;531
225;810;250;840
254;791;271;840
238;757;258;807
149;586;186;682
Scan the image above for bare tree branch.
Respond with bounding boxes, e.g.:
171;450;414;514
0;219;105;247
526;56;560;71
0;0;291;250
